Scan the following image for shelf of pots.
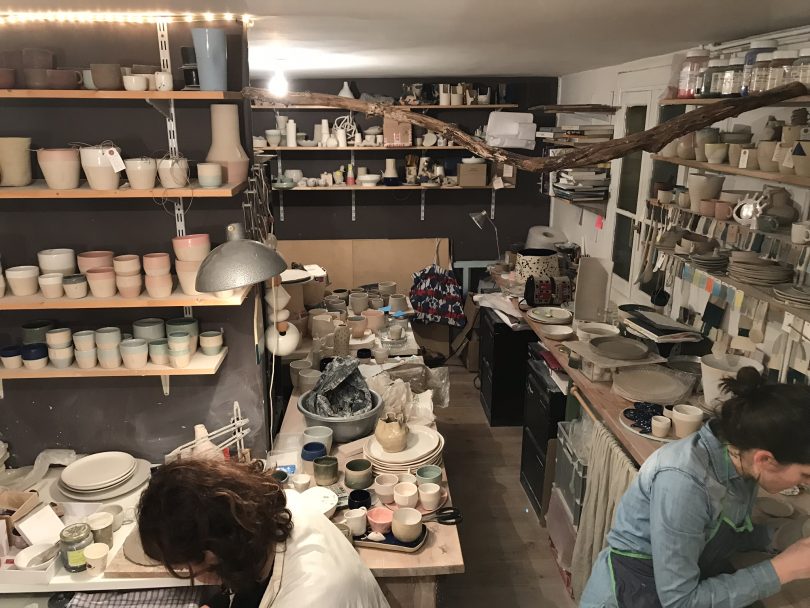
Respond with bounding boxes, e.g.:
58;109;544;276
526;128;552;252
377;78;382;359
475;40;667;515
254;146;464;152
0;180;248;199
0;89;243;101
650;156;810;189
278;184;507;191
251;103;519;111
659;95;810;107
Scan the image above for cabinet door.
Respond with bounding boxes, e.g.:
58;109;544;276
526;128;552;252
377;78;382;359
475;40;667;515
480;356;494;417
524;374;552;446
520;427;546;513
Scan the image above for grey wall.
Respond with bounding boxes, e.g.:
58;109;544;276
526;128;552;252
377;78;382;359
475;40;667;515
0;21;269;466
251;77;558;259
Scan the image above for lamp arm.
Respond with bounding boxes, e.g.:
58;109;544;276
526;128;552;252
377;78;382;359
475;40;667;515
487;217;501;261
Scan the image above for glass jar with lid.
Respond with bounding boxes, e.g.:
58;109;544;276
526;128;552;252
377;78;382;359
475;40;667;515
767;50;799;90
791;48;810;87
741;39;777;95
677;49;709;98
750;52;774;94
721;56;745;97
699;58;729;98
60;522;92;573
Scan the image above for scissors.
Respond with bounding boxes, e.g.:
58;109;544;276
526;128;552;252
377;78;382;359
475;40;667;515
422;507;463;525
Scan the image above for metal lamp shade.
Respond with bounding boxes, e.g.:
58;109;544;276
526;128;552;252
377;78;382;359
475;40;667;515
469;210;487;229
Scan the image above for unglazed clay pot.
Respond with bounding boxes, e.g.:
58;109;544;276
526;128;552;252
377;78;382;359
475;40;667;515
375;414;409;453
687;173;725;213
0;137;32;186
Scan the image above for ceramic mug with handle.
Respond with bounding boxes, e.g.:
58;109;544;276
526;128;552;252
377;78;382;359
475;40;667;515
341;507;367;537
792;221;810;244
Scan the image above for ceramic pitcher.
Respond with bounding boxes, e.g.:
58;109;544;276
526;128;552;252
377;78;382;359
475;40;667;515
374;414;409;453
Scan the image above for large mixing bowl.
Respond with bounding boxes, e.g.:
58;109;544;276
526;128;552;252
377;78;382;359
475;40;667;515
298;390;383;443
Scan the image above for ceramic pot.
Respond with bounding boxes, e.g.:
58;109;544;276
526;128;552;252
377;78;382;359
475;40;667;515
124;157;157;190
392;508;422;543
170;349;191;368
120;338;148;369
333;323;350;357
704;143;728;164
374;415;409;453
86;267;116;297
80;145;121;190
757;141;779;172
347;315;368;339
763;187;797;225
197;163;223;188
115;273;143;298
90;64;123;90
0;137;32;186
687;173;725;213
37;148;80;189
38;273;63;299
166;317;199;354
145;274;173;298
38;248;76;276
206;104;249;184
142;253;171;276
5;266;39;296
191;28;227;91
46;69;82;90
113;254;140;276
388;294;408;313
172;234;211;262
794;142;810;177
176;260;202;296
158;158;189;188
23;68;48;89
695;128;719;147
362;309;385;332
515;249;560;283
77;251;114;273
676;133;696;160
63;275;88;299
660;139;679;157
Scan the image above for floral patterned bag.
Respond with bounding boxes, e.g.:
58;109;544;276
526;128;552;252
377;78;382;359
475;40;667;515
408;241;466;327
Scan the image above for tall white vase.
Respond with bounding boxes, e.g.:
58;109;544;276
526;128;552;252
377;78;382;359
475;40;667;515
206;104;249;184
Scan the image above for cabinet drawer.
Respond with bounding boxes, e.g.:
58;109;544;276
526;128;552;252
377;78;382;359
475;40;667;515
520;427;546;510
524;374;552;445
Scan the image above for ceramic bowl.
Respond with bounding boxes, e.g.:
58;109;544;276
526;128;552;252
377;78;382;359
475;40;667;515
38;273;64;299
122;74;148;91
175;260;202;296
21;320;54;345
14;544;58;571
94;327;122;348
157;158;189;188
86;266;116;298
576;321;620;341
90;63;123;90
48;345;74;369
1;345;22;369
21;343;48;369
45;328;72;349
133;318;165;341
74;347;97;369
5;266;40;296
415;465;443;486
172;234;211;262
63;274;88;299
115;273;143;298
169;348;191;368
199;330;223;355
120;338;148;369
704;143;729;164
264;130;282;146
97;346;122;369
72;330;95;351
77;251;114;273
672;404;704;438
113;254;141;276
37;248;76;276
124;157;157;190
357;174;381;187
142;253;171;276
149;338;169;365
367;507;394;534
145;274;174;298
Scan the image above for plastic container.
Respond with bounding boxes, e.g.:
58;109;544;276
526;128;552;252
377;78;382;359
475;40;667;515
554;420;589;526
677;49;709;99
741;39;777;96
767;50;799;90
750;52;775;94
792;48;810;87
698;58;729;98
720;56;745;97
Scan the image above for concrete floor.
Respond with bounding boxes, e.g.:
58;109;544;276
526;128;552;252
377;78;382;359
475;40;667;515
435;366;575;608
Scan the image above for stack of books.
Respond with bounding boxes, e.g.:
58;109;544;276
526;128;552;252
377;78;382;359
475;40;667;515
551;168;610;202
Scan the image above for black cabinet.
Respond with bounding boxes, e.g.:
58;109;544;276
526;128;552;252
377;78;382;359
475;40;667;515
477;307;537;426
520;426;547;517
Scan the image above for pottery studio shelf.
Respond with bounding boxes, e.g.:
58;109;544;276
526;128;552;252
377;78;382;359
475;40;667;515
254;146;464;152
0;180;248;199
0;89;243;101
278;184;508;191
650;155;810;189
551;195;608;215
251;103;518;111
0;348;228;398
658;95;810;107
0;285;250;311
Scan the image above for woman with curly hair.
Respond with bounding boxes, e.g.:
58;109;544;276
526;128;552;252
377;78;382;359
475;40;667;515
138;458;389;608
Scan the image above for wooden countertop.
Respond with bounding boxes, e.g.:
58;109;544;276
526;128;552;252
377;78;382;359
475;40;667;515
280;392;465;577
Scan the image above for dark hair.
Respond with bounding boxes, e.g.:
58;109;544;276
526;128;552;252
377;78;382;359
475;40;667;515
715;366;810;464
137;459;293;591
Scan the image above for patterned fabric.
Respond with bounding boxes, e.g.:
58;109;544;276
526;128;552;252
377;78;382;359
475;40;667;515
67;587;205;608
409;263;466;327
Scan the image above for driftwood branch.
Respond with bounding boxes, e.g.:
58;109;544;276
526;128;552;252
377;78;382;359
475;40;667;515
243;83;808;174
528;104;618;113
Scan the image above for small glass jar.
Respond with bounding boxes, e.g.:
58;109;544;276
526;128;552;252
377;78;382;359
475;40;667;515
750;52;774;94
791;48;810;87
698;58;729;98
721;56;745;97
766;50;799;90
741;39;777;96
677;49;709;98
60;523;92;573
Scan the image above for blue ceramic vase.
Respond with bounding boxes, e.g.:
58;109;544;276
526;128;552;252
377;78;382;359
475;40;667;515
191;28;227;91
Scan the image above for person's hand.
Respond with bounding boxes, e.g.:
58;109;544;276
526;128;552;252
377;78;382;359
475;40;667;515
772;537;810;584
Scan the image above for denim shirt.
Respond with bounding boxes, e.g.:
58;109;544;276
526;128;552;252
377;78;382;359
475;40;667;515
580;423;780;608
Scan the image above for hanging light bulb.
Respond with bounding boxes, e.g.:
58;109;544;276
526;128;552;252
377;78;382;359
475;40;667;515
268;70;289;98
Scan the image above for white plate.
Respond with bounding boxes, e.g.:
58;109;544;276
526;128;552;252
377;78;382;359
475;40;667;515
300;486;339;518
613;368;690;403
280;269;312;284
54;459;151;501
61;465;136;492
538;325;574;341
618;415;674;443
61;451;136;491
365;426;441;465
527;307;572;325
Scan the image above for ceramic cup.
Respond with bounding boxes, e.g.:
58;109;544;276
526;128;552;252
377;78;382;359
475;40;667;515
199;330;223;356
389;326;404;340
341;507;368;537
290;359;313;388
94;327;122;348
792;221;810;245
63;274;88;299
97;346;122;369
166;318;199;353
313;456;339;486
714;201;734;220
1;346;23;370
347;315;368;339
90;64;123;90
392;508;422;543
75;347;97;369
86;267;116;298
299;369;322;392
300;442;327;476
142;253;171;277
48;345;74;369
367;507;393;534
154;72;173;91
197;162;223;188
291;473;311;492
344;459;373;490
418;482;442;511
169;348;190;369
393;482;419;508
270;469;289;486
168;331;191;352
84;542;109;575
148;338;169;365
349;292;369;314
348;489;372;510
116;273;143;298
374;473;399;505
303;425;333;454
45;328;71;349
657;190;674;204
122;74;148;91
120;338;148;369
38;273;64;299
416;465;442;486
73;330;96;351
672;404;704;438
145;274;173;298
87;512;114;547
651;415;672;439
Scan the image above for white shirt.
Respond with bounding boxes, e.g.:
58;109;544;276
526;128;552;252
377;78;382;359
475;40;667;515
259;491;390;608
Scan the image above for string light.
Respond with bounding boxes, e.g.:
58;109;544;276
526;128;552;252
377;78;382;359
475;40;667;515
0;11;254;25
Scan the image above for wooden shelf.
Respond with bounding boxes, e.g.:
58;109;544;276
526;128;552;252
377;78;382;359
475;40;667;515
529;103;618;114
650;155;810;189
0;89;243;101
278;184;506;191
254;146;463;152
0;180;247;199
0;284;249;311
552;195;608;215
251;103;518;111
659;95;810;107
0;348;227;380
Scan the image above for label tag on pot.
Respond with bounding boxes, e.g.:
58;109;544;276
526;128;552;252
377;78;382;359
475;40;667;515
772;144;787;164
106;147;126;173
738;149;751;169
783;149;794;169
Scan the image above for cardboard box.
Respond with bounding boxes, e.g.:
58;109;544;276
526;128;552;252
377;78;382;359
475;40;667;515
492;161;518;187
0;491;40;546
458;163;487;187
383;116;412;147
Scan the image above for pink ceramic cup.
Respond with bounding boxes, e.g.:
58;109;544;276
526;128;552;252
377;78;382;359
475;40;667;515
172;234;211;262
86;266;116;297
175;260;202;296
367;507;393;534
145;274;173;298
77;250;114;273
142;252;171;276
113;254;141;276
115;273;143;298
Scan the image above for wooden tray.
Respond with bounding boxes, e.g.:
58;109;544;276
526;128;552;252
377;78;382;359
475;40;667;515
353;525;428;553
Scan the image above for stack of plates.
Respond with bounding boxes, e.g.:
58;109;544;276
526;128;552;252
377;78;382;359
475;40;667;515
363;425;444;475
527;307;573;325
773;284;810;309
690;252;729;273
612;367;694;406
58;452;151;501
728;260;793;285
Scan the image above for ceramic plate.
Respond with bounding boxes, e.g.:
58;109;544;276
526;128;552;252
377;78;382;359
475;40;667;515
422;132;437;147
300;486;339;518
618;413;674;443
365;426;442;465
61;451;136;491
612;368;691;404
60;466;136;492
367;452;444;472
538;325;574;341
384;488;449;515
527;307;572;325
590;337;649;361
55;459;151;501
280;269;311;284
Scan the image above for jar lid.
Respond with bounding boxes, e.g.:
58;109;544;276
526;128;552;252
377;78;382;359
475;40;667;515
749;39;777;49
708;59;729;67
772;50;799;60
756;53;774;62
686;49;710;58
60;522;91;543
800;48;810;58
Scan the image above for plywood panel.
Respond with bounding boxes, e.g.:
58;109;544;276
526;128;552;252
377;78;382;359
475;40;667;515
276;240;355;290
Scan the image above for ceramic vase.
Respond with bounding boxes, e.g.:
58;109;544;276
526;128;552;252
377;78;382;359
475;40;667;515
0;137;32;186
206;104;249;184
763;187;797;225
265;322;301;357
515;249;560;283
384;159;398;179
338;81;354;98
686;173;725;213
333;323;350;357
676;133;696;160
757;141;779;172
191;28;227;91
374;415;409;453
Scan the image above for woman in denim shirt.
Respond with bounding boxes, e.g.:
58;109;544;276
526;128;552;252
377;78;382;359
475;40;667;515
581;368;810;607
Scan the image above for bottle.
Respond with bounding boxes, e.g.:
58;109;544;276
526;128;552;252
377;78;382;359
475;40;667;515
741;39;777;95
750;52;774;94
767;50;799;90
792;48;810;87
677;49;709;98
721;56;745;97
698;58;729;98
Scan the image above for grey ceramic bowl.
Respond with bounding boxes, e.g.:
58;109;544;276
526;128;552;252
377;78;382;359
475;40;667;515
120;338;148;354
95;327;122;347
63;274;87;285
148;338;169;354
200;345;222;356
297;390;383;443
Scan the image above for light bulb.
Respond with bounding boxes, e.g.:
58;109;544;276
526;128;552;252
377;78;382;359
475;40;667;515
268;70;288;97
